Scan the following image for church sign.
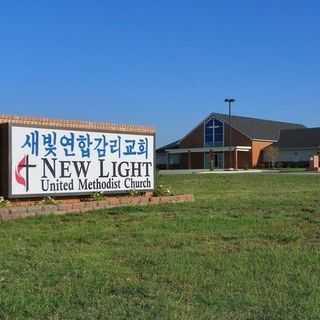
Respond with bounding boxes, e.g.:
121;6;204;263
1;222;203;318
9;124;155;198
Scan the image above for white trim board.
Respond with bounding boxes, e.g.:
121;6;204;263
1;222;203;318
166;146;251;154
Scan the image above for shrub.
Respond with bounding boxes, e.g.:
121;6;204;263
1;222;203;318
91;192;105;202
154;184;174;197
129;189;144;197
39;196;57;205
0;196;10;208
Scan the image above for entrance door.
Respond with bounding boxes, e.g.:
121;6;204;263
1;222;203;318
204;152;224;169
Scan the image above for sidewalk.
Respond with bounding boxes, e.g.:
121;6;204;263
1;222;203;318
158;169;272;175
158;169;319;175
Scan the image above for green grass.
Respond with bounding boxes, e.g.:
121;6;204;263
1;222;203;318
1;174;320;319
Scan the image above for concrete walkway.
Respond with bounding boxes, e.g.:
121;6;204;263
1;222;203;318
159;169;271;175
158;169;319;175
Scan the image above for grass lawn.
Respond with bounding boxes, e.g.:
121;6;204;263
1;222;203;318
1;174;320;319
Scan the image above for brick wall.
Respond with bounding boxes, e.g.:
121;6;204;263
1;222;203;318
223;123;251;147
176;120;254;169
179;123;204;148
0;114;155;135
251;140;273;168
0;194;194;221
180;152;204;169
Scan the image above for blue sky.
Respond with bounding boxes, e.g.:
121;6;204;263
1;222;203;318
1;1;320;146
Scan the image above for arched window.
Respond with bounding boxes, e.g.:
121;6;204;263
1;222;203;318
205;118;224;146
205;119;214;145
214;119;223;146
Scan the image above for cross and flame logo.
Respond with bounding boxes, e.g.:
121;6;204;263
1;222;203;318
15;155;36;192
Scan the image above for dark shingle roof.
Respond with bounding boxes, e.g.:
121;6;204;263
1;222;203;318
210;113;305;141
157;140;181;152
279;128;320;149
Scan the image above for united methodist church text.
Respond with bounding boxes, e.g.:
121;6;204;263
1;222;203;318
11;126;154;196
40;158;152;192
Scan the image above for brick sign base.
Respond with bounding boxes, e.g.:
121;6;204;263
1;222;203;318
0;194;194;221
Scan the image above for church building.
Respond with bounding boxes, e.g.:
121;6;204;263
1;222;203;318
157;113;305;170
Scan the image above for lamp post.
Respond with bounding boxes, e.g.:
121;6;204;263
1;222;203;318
224;98;236;169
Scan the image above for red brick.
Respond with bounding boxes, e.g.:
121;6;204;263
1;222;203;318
9;207;28;214
56;205;71;213
26;206;43;214
9;211;26;220
107;197;120;206
149;197;160;205
144;192;153;198
118;196;131;204
96;202;109;209
0;208;10;220
72;203;81;210
54;210;66;215
55;204;65;211
82;202;96;210
138;197;149;205
62;198;81;204
0;194;194;221
42;205;58;212
0;114;154;135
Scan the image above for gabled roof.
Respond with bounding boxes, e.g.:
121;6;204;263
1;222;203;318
157;113;306;151
209;113;305;141
157;139;181;152
279;127;320;149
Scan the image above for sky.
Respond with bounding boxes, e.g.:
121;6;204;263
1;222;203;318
1;1;320;146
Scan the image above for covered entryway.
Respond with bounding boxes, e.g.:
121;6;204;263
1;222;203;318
166;146;252;170
204;152;224;169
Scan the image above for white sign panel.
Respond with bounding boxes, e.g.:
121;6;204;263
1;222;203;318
10;125;154;197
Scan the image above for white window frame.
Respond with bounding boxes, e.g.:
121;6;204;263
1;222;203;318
204;118;224;147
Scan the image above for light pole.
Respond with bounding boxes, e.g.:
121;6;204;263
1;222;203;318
224;98;236;169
